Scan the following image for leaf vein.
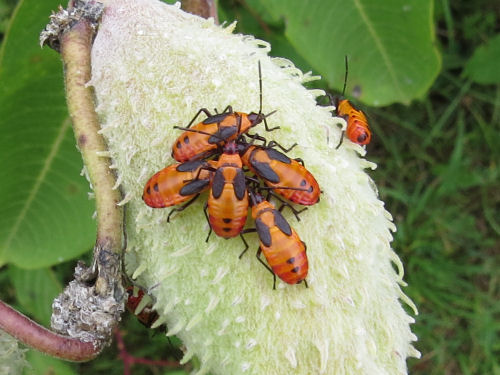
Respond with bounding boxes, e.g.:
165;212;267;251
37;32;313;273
2;118;72;253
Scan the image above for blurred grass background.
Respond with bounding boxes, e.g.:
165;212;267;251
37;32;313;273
0;0;499;374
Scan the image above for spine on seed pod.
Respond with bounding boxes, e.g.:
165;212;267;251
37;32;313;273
89;0;420;374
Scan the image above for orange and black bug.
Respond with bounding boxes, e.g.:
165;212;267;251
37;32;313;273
205;141;249;240
143;159;216;221
126;286;160;328
238;138;320;206
241;190;308;289
171;62;277;162
330;56;372;149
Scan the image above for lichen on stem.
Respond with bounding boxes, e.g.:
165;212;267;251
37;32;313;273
44;0;125;350
0;300;98;362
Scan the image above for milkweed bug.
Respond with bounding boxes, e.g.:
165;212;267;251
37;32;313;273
205;141;249;240
126;286;160;328
241;190;308;289
238;138;320;206
330;56;372;149
142;159;216;221
172;62;278;162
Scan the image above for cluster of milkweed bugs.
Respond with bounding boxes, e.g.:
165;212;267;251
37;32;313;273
142;62;322;289
327;56;372;149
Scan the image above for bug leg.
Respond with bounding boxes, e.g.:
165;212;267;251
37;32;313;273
256;247;277;290
184;108;213;129
245;175;261;186
262;115;280;132
188;164;216;182
244;133;267;146
302;279;309;288
267;140;298;153
293;157;305;166
277;201;307;222
238;229;256;259
220;105;233;114
335;130;345;149
203;202;212;242
166;194;201;222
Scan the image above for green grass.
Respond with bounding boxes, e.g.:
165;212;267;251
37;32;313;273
370;77;500;374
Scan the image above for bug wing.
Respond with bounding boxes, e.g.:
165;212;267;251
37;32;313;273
180;179;210;196
250;160;280;183
272;210;292;236
233;169;247;200
211;168;225;199
255;218;272;247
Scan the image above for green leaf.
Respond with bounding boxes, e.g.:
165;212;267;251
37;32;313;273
24;350;77;375
255;0;441;106
0;0;95;268
8;266;61;326
463;33;500;84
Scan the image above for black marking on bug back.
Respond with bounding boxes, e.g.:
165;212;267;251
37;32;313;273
180;179;210;196
247;113;263;126
287;257;295;264
256;218;272;247
203;112;230;124
233;169;247;200
211;169;225;199
265;148;291;164
209;126;238;144
251;160;280;183
176;159;205;172
273;210;292;236
153;183;159;192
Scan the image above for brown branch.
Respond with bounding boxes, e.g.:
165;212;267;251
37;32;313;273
61;8;123;265
0;301;99;362
181;0;218;24
1;0;126;362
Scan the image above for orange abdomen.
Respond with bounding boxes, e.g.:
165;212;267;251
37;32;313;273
172;112;254;162
172;122;219;162
261;227;308;284
337;99;371;145
252;201;308;285
208;184;248;238
208;149;248;238
241;146;320;205
143;160;212;208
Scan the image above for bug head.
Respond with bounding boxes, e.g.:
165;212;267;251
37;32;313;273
248;188;265;207
222;141;238;155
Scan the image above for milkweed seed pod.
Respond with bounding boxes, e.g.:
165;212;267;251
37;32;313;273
0;330;28;374
89;0;420;374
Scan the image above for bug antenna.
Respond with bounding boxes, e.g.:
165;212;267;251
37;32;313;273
258;61;263;115
342;55;348;97
264;109;277;118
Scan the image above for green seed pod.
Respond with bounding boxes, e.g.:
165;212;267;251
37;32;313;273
0;330;28;374
90;0;420;373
